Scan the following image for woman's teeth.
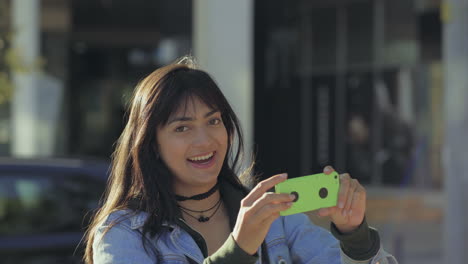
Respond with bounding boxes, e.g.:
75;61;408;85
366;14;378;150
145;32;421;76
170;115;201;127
188;152;214;161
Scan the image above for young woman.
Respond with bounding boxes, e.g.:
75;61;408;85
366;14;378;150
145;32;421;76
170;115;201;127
84;58;397;264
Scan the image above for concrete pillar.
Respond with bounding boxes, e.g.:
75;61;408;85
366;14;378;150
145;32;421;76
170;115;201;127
442;0;468;262
193;0;253;169
11;0;63;157
11;0;41;157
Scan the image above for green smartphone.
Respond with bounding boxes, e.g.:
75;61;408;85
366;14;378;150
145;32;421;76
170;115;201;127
275;171;340;216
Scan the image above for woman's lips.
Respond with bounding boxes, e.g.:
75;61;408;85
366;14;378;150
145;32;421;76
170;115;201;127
187;151;216;169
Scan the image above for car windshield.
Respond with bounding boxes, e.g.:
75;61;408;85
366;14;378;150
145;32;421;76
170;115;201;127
0;172;104;235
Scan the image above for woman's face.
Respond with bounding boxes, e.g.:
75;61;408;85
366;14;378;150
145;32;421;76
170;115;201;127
156;97;228;195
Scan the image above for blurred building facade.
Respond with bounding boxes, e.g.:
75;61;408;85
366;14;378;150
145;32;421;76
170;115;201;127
1;0;467;263
0;0;193;158
1;0;442;186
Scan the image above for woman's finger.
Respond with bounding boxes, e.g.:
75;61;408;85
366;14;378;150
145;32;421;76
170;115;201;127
242;173;287;207
262;212;281;226
317;206;338;217
250;192;295;213
323;165;335;175
318;207;329;217
338;173;351;209
255;202;292;222
349;185;366;217
343;179;358;216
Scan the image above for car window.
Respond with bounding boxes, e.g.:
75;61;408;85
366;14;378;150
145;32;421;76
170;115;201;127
0;172;105;235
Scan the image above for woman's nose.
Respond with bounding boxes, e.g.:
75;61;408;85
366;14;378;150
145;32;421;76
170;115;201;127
192;128;212;147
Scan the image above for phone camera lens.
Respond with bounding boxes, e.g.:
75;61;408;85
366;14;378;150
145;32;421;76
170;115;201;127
319;188;328;199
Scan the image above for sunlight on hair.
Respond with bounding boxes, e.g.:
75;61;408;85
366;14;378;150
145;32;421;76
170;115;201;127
175;55;199;69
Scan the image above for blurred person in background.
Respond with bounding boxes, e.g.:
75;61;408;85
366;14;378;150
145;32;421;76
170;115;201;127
83;57;397;264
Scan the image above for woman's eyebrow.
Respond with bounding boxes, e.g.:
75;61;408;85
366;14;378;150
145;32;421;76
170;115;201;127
204;109;219;118
168;109;219;124
168;116;192;124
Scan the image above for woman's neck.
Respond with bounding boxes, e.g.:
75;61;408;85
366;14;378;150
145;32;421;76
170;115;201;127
177;189;221;212
174;179;221;209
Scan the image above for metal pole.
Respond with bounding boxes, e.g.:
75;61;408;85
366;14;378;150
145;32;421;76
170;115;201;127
442;0;468;262
372;0;385;185
299;11;313;174
335;4;347;171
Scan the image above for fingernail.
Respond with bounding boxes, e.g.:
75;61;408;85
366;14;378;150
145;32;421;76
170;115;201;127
281;173;288;178
342;210;347;216
349;210;353;216
339;202;344;209
290;194;296;200
286;202;293;206
324;166;331;173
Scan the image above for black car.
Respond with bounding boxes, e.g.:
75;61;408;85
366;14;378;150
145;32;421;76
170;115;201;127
0;158;109;264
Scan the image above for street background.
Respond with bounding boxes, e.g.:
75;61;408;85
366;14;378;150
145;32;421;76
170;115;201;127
1;0;467;263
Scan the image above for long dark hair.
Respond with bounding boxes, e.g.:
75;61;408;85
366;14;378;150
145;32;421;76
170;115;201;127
83;57;249;263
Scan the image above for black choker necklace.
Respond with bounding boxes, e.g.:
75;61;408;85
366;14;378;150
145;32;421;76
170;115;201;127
175;182;219;201
179;197;222;222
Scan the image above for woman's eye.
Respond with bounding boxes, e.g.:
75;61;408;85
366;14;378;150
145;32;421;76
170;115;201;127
175;126;188;132
209;118;221;125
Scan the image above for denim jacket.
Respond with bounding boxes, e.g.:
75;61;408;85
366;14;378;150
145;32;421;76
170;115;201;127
93;210;397;264
93;179;398;264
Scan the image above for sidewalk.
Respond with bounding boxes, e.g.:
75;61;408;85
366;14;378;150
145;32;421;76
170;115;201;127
307;187;444;264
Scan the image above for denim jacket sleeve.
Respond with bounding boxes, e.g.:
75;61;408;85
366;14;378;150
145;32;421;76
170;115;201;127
283;214;398;264
93;221;155;264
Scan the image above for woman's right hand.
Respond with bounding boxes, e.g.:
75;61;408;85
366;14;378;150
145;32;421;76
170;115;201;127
232;173;295;255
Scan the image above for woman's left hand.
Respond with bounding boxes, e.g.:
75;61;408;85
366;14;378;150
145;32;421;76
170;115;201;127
317;166;366;233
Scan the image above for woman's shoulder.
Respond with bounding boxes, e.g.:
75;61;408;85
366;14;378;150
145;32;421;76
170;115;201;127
99;209;149;231
92;210;158;263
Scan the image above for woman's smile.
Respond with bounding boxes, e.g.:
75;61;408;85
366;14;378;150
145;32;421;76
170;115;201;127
187;151;217;169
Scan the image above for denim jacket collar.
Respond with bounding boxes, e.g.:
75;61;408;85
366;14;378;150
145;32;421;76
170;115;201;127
128;177;248;231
